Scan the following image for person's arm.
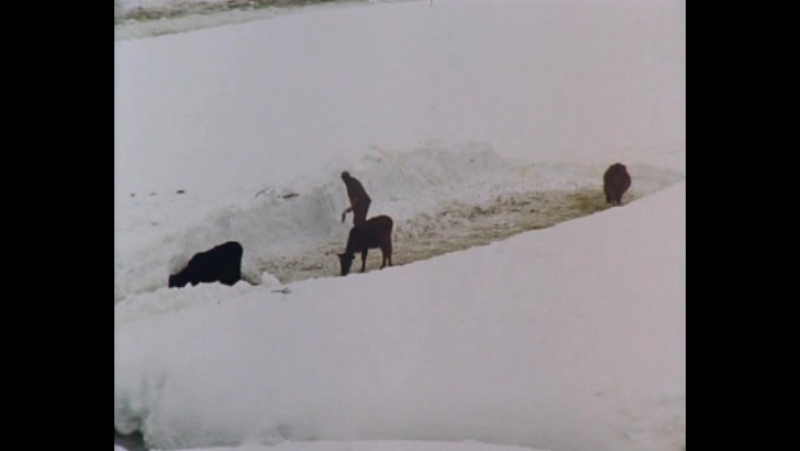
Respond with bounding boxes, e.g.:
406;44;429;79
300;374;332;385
341;205;353;222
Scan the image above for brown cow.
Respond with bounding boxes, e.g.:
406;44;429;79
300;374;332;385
603;163;632;206
337;215;393;276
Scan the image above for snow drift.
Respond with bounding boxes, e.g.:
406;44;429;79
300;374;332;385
115;181;685;451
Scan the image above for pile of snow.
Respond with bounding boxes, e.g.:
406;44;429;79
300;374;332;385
115;181;685;451
115;0;684;199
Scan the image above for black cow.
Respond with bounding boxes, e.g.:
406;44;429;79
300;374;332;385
168;241;244;288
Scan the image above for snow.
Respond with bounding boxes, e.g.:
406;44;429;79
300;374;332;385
114;142;683;303
114;1;405;40
114;0;684;200
176;442;549;451
115;181;685;451
116;441;550;451
115;1;685;450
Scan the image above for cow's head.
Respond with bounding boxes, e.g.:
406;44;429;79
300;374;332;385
337;253;355;276
168;273;189;288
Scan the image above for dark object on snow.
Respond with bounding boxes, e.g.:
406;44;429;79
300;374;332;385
603;163;632;206
176;190;185;194
341;171;372;226
169;241;244;288
281;192;298;199
337;215;393;276
114;429;147;451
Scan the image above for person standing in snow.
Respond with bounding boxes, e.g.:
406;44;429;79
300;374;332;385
340;171;372;226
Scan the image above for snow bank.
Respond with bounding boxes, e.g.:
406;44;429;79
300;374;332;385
115;0;684;200
115;181;685;451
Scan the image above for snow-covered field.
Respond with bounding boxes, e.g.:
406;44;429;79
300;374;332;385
114;1;685;450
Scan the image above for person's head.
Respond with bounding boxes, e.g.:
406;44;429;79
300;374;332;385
341;171;351;180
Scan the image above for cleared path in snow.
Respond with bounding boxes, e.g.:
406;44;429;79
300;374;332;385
251;163;683;285
115;147;685;302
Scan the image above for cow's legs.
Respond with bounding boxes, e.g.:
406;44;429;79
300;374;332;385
361;249;368;272
380;244;393;269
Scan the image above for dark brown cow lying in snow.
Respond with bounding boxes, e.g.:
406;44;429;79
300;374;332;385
168;241;244;288
337;215;393;276
603;163;632;206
